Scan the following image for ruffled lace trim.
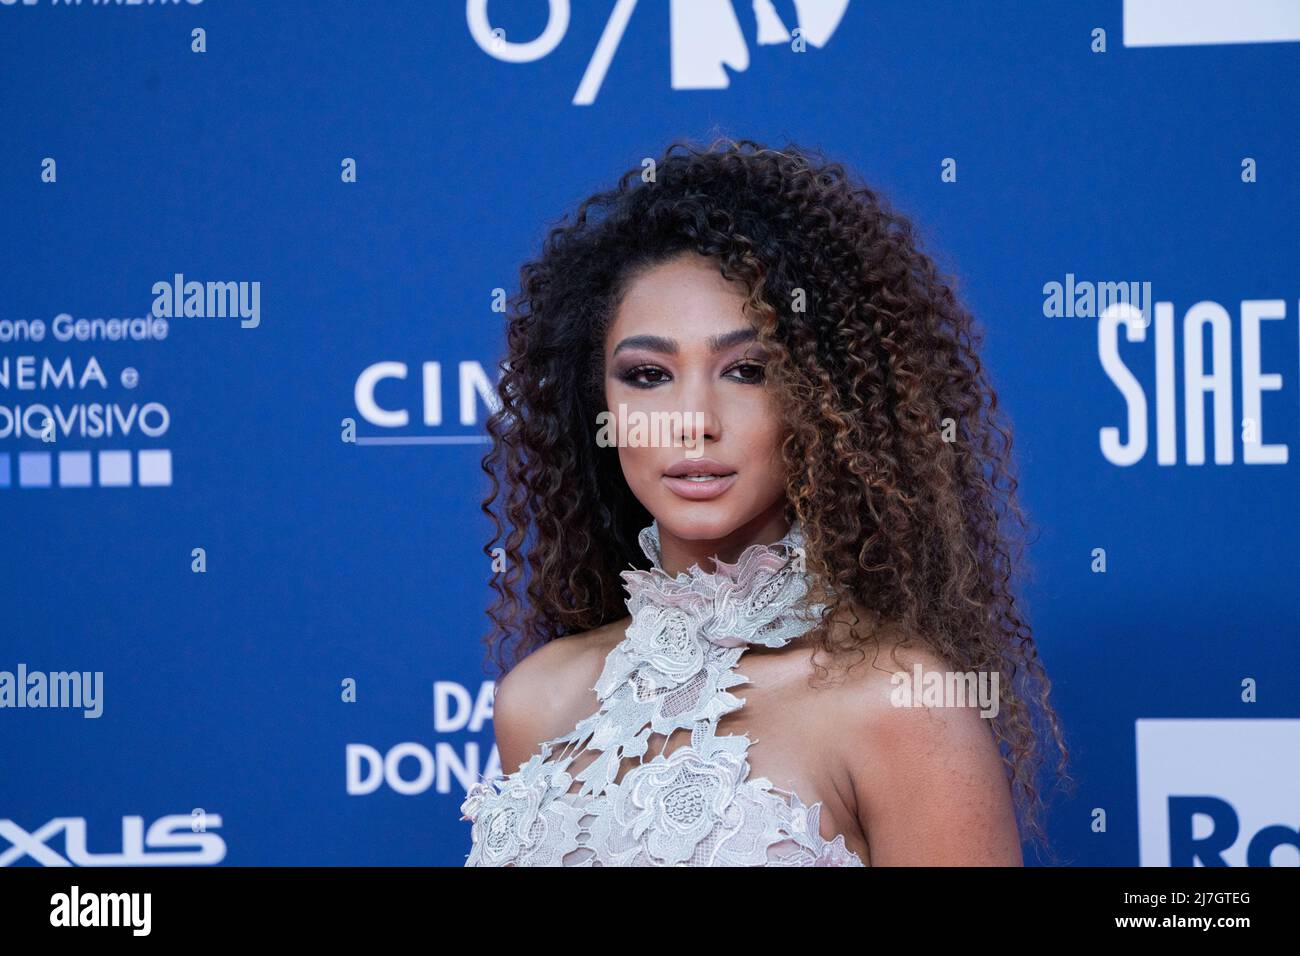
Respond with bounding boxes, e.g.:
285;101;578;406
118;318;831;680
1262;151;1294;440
620;519;827;650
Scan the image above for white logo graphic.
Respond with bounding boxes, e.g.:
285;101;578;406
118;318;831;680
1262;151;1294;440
0;318;176;491
467;0;850;104
0;815;226;867
1125;0;1300;47
1136;719;1300;866
1097;298;1292;467
351;359;500;445
347;681;499;796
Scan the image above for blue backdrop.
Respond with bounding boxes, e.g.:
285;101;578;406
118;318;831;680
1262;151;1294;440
1;0;1297;867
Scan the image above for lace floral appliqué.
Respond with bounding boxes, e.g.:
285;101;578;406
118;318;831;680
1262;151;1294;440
461;519;865;867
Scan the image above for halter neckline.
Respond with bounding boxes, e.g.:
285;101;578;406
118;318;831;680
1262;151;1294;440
618;518;825;650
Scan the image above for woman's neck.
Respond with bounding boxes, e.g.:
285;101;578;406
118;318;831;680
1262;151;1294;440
655;504;792;578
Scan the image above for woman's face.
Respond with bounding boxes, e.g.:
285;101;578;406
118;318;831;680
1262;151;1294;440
602;251;789;546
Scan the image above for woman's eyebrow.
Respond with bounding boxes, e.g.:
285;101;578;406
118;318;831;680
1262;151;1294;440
612;327;756;357
612;334;676;357
708;327;758;352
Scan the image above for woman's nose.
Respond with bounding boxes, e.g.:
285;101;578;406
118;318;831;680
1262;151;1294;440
675;380;720;451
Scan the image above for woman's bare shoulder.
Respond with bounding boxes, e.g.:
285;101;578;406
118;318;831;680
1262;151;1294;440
490;617;631;774
817;605;1021;864
814;605;973;728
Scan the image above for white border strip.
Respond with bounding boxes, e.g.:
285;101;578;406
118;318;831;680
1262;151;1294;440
1125;0;1300;47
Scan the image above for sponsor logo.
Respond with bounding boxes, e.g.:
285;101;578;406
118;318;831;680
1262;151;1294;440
1136;719;1300;866
0;814;226;866
1099;298;1293;466
350;360;500;445
467;0;849;105
347;680;498;796
0;313;175;490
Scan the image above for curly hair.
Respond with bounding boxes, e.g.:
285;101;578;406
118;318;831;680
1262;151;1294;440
479;137;1071;857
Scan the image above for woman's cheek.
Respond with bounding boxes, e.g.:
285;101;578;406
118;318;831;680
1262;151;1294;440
617;443;656;497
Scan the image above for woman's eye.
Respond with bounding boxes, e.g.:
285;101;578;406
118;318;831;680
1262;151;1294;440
617;362;765;387
727;362;766;384
619;365;669;388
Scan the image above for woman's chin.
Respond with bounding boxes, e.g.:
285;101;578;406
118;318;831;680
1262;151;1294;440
652;505;745;542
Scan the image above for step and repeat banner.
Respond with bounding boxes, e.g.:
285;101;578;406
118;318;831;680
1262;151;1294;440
1;1;1297;867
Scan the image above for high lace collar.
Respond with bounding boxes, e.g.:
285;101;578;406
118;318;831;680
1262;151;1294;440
618;518;827;649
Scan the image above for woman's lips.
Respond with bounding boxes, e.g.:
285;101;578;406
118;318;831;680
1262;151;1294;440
661;472;739;501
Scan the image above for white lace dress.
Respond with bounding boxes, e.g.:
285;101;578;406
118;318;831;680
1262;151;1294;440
459;519;865;866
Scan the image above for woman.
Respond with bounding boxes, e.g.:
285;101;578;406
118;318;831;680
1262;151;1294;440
461;138;1069;866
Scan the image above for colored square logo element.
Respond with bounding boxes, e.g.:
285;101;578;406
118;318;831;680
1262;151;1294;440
98;450;132;487
138;449;172;487
0;453;9;488
58;451;92;487
1136;719;1300;866
18;452;52;488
